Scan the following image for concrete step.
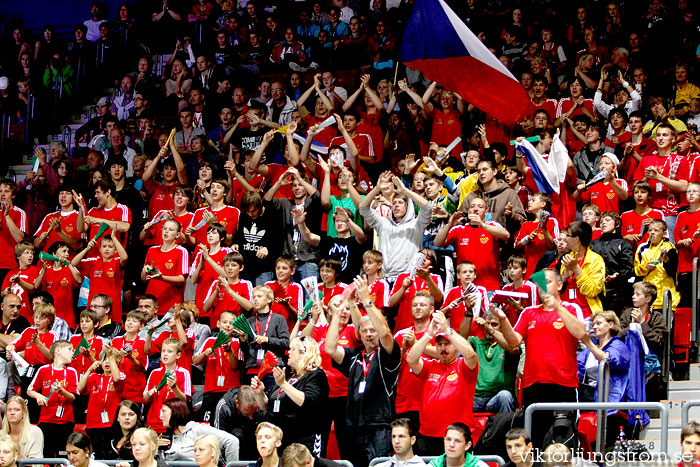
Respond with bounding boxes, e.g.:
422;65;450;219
690;364;700;380
669;380;700;390
635;438;681;457
665;390;700;401
640;426;681;441
647;417;682;429
661;400;690;418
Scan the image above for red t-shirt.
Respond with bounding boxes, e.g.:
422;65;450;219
501;281;539;326
69;335;105;379
682;153;700;206
11;328;57;365
394;326;430;414
191;248;230;314
230;174;266;208
514;218;560;280
189;206;240;247
618;137;656;187
358;115;384;163
84;372;124;429
444;223;504;290
111;335;148;403
306;115;338;146
514;302;584;388
675;209;700;274
311;323;360;398
204;278;253;325
28;365;78;424
530;99;558;122
144;245;190;314
196;334;241;393
42;266;79;327
0;207;27;269
2;265;40;321
319;283;347;307
265;280;303;330
442;285;489;337
556;98;595;120
85;203;131;256
633;152;690;216
580;179;628;214
144;180;180;221
34;210;82;253
330;133;375;164
417;357;478;437
150;328;196;370
264;163;295;199
620;208;665;250
80;256;124;322
145;210;195;247
430;109;463;157
145;366;192;433
391;273;444;333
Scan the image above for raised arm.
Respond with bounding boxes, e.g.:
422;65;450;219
355;276;393;352
249;130;276;175
324;298;347;364
170;135;188;185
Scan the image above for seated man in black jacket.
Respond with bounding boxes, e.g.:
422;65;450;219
214;385;265;461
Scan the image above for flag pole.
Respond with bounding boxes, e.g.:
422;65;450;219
393;61;399;86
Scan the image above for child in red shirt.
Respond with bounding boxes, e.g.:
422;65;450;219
189;223;231;317
193;310;241;422
500;256;539;326
318;258;347;307
1;241;40;321
441;261;489;336
145;306;195;370
144;338;192;433
265;255;303;331
111;310;148;403
27;340;78;457
514;193;559;280
582;204;602;240
361;250;390;313
202;252;253;326
69;309;105;424
72;231;128;323
35;241;80;327
77;347;123;458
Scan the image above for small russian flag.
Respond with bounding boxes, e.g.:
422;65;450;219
399;0;532;125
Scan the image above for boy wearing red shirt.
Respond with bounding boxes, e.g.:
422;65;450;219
193;310;241;422
1;242;40;320
35;241;80;327
0;180;28;280
435;200;510;291
582;204;602;240
144;338;192;433
675;182;700;307
203;252;253;326
7;303;57;375
406;310;478;453
145;306;195;370
574;154;629;214
69;310;105;380
186;179;240;247
141;141;187;221
111;310;148;403
441;262;489;339
142;219;190;315
77;347;123;459
189;223;230;314
361;250;390;313
318;258;347;307
27;340;79;457
79;180;131;258
265;256;303;331
140;186;195;247
501;256;539;326
72;231;128;323
514;193;559;279
33;187;83;253
621;181;665;249
389;250;444;333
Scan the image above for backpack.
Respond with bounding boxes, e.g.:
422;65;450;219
472;410;524;460
542;411;579;450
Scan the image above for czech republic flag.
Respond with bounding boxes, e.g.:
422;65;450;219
399;0;532;125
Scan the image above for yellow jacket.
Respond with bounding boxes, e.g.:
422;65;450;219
560;248;606;312
634;239;680;309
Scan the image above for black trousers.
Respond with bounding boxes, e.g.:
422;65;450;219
522;383;578;449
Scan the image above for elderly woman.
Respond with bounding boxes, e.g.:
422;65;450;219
251;336;330;455
161;398;239;463
0;396;43;458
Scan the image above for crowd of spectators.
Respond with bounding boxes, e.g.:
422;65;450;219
0;0;699;465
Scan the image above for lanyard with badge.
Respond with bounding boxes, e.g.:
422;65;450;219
358;350;375;394
52;367;67;418
256;314;272;361
216;339;230;387
273;376;298;413
101;374;112;424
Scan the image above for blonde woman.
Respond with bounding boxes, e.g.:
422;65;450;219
251;336;330;455
0;437;21;467
193;434;220;467
0;396;43;458
117;428;159;467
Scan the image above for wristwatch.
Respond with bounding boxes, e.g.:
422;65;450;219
464;311;473;318
364;299;374;308
446;328;455;337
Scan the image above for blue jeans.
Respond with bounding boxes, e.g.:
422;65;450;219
473;390;515;413
294;261;319;283
255;271;274;286
665;214;677;243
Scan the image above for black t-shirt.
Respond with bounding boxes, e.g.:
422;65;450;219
320;235;367;284
333;342;401;428
0;316;31;336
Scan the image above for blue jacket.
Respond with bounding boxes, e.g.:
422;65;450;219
577;336;630;408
